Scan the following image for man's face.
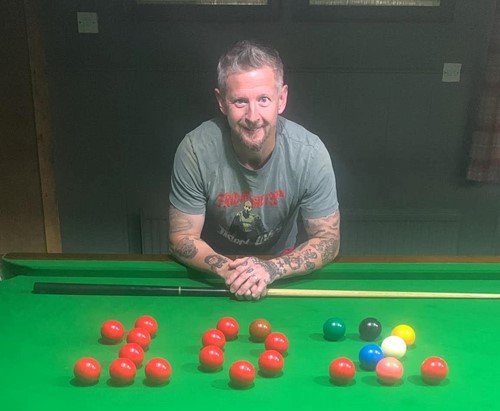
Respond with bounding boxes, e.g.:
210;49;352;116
215;66;288;153
243;201;252;217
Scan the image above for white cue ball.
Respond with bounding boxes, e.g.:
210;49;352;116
381;335;407;359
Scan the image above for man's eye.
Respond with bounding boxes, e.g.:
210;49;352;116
234;100;247;108
259;97;271;106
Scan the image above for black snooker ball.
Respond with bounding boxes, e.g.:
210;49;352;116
359;317;382;341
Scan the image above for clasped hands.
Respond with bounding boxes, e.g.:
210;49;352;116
224;256;272;300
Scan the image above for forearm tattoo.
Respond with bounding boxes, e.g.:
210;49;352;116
251;257;285;282
169;206;199;260
171;237;197;259
204;255;228;272
304;210;340;263
274;249;318;275
313;239;338;262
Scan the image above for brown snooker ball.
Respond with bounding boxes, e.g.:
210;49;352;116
249;319;272;342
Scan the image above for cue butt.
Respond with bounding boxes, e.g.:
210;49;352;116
32;282;231;297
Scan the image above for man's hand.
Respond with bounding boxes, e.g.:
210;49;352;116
225;257;282;300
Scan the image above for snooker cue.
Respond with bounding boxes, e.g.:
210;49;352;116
32;282;500;299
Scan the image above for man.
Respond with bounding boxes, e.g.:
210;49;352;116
169;40;340;300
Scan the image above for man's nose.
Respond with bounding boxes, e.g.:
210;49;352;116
245;102;260;123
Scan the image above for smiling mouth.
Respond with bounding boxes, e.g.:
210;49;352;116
243;124;264;133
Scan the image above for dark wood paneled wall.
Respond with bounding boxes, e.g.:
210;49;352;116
0;0;53;253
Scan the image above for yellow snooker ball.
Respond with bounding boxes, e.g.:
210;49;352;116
391;324;416;346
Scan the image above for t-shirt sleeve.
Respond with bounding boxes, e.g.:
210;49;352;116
300;140;339;220
169;135;207;215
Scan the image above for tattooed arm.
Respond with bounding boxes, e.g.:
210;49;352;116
225;209;340;300
168;204;234;280
170;202;340;300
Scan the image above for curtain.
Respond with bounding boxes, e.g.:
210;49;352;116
467;4;500;182
309;1;439;4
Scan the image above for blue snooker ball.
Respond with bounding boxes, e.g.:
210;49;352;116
359;344;384;371
323;317;346;341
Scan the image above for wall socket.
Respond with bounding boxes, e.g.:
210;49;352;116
442;63;462;83
77;12;98;34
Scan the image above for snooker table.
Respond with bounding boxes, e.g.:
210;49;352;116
2;253;500;411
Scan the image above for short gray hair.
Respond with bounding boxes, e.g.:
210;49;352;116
217;40;284;96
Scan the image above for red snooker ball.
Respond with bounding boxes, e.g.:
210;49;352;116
127;327;151;350
199;345;224;372
329;357;355;385
421;356;448;385
74;357;101;385
135;315;158;338
258;350;284;377
376;357;404;385
119;342;145;368
264;332;289;355
100;320;125;344
145;358;172;385
229;360;256;388
202;328;226;349
109;358;136;384
216;317;239;341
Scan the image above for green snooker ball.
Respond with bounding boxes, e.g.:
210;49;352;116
323;317;346;341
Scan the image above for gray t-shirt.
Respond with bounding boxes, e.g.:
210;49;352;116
170;116;338;255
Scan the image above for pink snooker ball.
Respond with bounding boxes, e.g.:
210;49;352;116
376;357;404;385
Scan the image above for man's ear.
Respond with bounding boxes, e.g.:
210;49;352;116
214;88;227;115
278;84;288;115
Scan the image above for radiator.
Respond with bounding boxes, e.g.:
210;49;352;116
140;215;169;255
340;209;461;256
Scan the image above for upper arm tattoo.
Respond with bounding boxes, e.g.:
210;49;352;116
169;206;194;234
